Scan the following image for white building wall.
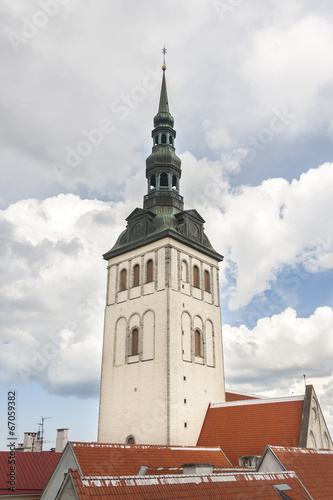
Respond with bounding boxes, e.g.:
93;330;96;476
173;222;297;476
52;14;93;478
98;237;225;446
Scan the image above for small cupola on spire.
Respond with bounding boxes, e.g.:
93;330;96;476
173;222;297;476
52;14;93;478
144;47;183;213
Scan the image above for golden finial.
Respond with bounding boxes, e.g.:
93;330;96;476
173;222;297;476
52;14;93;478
162;46;167;71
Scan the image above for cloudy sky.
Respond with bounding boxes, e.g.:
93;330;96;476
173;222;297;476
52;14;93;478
1;0;333;450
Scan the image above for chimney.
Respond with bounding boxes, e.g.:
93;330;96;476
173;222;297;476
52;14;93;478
182;463;213;475
55;428;68;453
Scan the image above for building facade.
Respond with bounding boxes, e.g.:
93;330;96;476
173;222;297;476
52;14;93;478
98;64;225;446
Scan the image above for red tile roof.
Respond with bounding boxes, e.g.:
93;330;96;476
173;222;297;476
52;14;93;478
269;446;333;499
68;469;312;499
197;396;304;466
0;451;61;496
70;442;231;476
225;390;261;402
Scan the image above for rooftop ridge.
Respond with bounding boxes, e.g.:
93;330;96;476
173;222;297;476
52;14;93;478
79;470;299;484
211;395;304;409
226;389;267;398
71;441;222;450
270;445;333;455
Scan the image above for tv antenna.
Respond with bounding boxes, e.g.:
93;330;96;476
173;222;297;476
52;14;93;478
36;416;52;451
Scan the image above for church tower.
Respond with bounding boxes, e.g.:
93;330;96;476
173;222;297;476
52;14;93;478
98;58;225;446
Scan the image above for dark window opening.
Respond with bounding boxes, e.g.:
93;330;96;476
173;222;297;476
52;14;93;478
150;174;156;189
120;269;127;291
154;135;158;145
133;264;140;287
193;265;200;288
204;270;210;292
146;259;153;283
160;172;168;187
169;136;173;145
161;134;167;144
172;175;177;190
195;329;201;356
131;328;139;356
126;435;135;444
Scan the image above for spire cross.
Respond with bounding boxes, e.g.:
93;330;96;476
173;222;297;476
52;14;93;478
162;46;167;70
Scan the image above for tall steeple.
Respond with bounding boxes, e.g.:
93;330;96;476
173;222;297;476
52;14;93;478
98;52;226;447
103;54;222;262
143;53;183;213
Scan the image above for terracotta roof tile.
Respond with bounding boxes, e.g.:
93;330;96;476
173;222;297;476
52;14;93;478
225;390;261;402
197;396;304;465
68;469;312;499
269;446;333;499
0;451;61;495
70;442;231;476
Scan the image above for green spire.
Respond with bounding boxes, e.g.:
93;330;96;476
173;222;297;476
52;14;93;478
158;69;169;114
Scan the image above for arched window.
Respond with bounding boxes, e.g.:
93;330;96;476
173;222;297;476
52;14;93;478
161;133;167;144
126;435;135;444
146;259;153;283
195;329;201;356
172;175;177;190
131;328;139;356
181;260;188;282
150;174;156;189
193;265;200;288
169;136;173;145
120;268;127;291
133;264;140;287
204;270;210;292
160;172;168;187
154;135;158;145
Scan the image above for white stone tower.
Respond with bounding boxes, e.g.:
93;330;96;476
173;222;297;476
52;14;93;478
98;60;225;446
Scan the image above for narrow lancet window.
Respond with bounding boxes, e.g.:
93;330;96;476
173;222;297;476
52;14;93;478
120;268;127;291
161;133;167;143
193;265;200;288
131;328;139;356
195;329;201;356
133;264;140;287
204;270;210;292
146;259;153;283
182;260;188;282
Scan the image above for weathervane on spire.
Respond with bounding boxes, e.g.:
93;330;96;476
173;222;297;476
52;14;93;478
162;46;167;71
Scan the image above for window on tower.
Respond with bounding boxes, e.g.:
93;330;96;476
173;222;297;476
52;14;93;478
126;435;135;444
193;265;200;288
204;270;210;292
150;174;156;189
130;328;139;356
181;260;189;282
154;135;158;145
161;133;167;143
195;329;202;357
169;136;173;145
146;259;154;283
120;268;127;291
172;175;177;190
160;172;168;187
133;264;140;287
